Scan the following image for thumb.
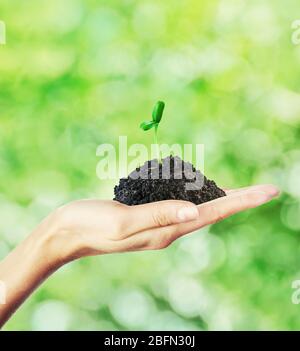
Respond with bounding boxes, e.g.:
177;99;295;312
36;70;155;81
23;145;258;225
124;200;200;234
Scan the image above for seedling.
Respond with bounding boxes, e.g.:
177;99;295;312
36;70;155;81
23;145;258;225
114;100;226;205
140;101;165;162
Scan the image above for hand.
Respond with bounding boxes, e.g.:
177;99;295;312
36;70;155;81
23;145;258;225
46;184;279;263
0;183;279;327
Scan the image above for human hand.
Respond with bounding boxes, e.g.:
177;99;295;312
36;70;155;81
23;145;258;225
0;183;279;326
44;184;279;264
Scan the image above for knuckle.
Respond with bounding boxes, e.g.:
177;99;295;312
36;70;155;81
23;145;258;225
208;205;225;224
152;210;171;227
238;194;247;208
113;206;146;239
158;240;171;250
150;237;171;250
110;214;128;238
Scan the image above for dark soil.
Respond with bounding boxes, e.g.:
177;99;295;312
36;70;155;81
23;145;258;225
114;156;226;206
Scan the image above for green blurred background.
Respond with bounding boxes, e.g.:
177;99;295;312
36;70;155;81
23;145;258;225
1;0;300;330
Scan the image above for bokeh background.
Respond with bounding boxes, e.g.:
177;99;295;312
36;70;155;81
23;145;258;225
1;0;300;331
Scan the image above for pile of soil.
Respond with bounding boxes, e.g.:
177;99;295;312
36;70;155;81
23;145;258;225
114;156;226;206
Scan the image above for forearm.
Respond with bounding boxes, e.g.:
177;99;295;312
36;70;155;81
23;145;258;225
0;212;67;327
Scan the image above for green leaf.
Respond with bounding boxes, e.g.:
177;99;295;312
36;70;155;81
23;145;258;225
140;121;156;131
152;101;165;123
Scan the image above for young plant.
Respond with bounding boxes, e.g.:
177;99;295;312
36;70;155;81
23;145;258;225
140;101;165;162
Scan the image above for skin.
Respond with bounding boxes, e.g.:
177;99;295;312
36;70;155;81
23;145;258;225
0;184;279;328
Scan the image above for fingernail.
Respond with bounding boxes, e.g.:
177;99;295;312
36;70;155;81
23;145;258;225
177;206;199;222
266;185;280;197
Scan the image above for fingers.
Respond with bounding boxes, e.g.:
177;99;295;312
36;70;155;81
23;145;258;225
197;189;276;226
123;184;279;236
224;184;279;197
117;184;279;246
135;188;279;251
121;200;200;236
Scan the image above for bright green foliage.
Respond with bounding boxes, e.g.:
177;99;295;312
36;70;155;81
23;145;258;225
0;0;300;331
140;101;165;130
140;101;165;161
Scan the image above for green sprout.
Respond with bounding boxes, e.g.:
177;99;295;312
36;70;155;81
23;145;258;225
140;101;165;162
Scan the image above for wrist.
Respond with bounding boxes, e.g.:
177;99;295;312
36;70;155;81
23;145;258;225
30;207;81;269
0;208;76;326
